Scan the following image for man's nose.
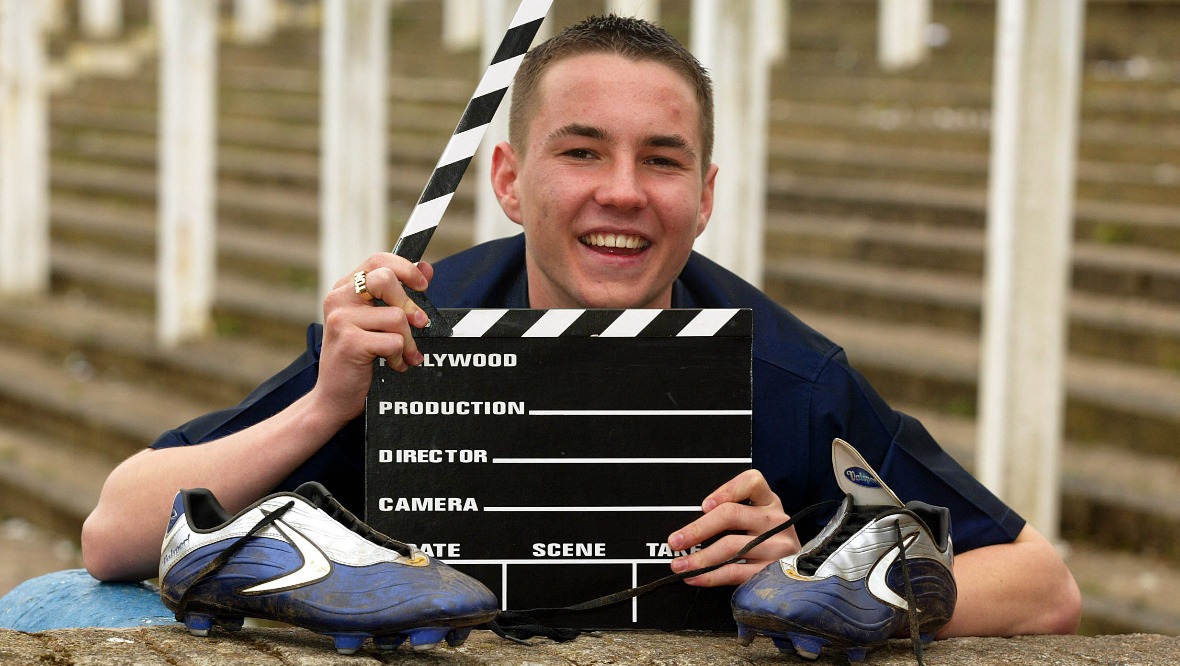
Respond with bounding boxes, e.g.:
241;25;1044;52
594;161;648;210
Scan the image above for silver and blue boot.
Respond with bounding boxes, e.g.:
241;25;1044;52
731;438;956;662
159;481;499;654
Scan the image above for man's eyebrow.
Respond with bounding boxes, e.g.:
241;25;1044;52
647;134;697;161
547;123;608;143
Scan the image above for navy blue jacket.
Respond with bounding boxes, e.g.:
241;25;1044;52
152;235;1023;551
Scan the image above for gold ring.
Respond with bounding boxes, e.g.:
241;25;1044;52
353;270;374;301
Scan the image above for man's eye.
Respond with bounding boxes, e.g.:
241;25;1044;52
563;149;595;159
647;156;683;168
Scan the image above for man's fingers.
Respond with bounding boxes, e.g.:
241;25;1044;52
333;253;432;294
671;533;792;572
682;562;770;588
346;304;423;369
321;260;430;371
348;267;430;329
417;260;434;283
669;500;788;552
702;469;780;512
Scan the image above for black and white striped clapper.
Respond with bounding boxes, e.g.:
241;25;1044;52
364;308;753;631
392;0;552;263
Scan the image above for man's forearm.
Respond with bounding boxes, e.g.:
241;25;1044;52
937;525;1081;637
81;392;345;581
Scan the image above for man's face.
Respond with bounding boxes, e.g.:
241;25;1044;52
492;53;717;309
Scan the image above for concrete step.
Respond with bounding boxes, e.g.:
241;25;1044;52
47;148;470;238
53;184;472;267
0;308;295;543
49;241;318;347
766;173;1180;253
0;337;208;463
52;114;457;179
768;100;1180;166
779;51;1180;92
50;192;314;276
791;307;1180;459
50;157;156;202
783;0;1180;60
59;79;1175;192
898;407;1180;634
215;167;478;246
48;179;318;270
767;213;985;276
1070;545;1180;636
767;137;1180;208
765;255;982;334
765;212;1180;309
51;95;459;150
774;70;1180;126
766;172;985;227
1072;241;1180;306
50;124;454;195
220;64;475;102
767;236;1180;374
903;406;1180;565
0;295;299;407
0;424;110;541
775;71;993;108
765;253;1180;374
47;202;476;340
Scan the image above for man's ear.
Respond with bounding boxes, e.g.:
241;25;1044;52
696;162;719;238
491;142;523;225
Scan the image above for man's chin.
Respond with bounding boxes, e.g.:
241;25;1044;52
575;286;665;310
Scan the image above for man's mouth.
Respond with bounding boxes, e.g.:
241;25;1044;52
579;233;651;254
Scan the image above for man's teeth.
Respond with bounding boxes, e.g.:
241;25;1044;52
581;233;649;249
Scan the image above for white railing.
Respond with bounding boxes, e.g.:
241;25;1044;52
319;0;392;300
0;0;50;295
0;0;1084;535
977;0;1085;543
81;0;123;39
691;0;787;290
234;0;279;43
879;0;931;71
157;0;219;345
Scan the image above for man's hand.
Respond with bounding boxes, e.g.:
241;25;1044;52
311;254;435;424
666;469;800;586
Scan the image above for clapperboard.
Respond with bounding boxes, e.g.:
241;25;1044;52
364;308;752;630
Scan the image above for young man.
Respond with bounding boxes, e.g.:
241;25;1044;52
82;16;1080;637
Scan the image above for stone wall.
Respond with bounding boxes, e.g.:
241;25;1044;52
1;626;1177;665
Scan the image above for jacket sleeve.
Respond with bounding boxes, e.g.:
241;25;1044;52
755;348;1025;553
149;324;325;450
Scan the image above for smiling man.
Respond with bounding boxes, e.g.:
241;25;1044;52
495;52;715;310
81;15;1080;641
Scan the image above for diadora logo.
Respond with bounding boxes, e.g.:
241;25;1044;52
844;467;881;488
239;513;333;595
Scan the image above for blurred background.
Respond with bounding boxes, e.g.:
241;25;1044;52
0;0;1178;636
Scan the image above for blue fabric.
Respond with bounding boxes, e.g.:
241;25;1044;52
150;234;1024;551
0;569;174;631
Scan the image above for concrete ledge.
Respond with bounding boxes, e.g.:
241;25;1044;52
1;626;1177;665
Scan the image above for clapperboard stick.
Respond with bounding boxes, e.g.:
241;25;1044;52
392;0;550;261
382;0;551;337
